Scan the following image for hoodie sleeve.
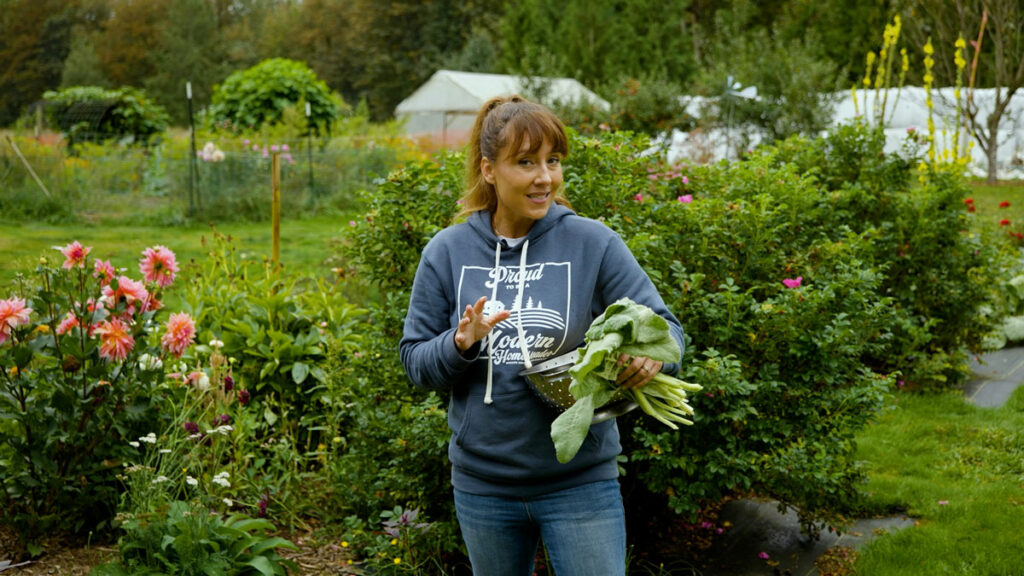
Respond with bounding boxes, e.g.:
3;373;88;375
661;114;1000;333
400;247;479;390
596;232;686;376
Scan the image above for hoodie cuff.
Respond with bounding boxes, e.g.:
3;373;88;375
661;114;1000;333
444;328;481;371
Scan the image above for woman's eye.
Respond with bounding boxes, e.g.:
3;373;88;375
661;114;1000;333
548;157;562;166
518;158;534;166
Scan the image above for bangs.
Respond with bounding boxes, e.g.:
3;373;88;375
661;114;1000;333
498;105;569;159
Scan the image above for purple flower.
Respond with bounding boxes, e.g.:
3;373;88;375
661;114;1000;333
782;277;802;289
257;495;268;518
183;421;200;434
282;144;290;152
758;552;770;560
224;375;234;393
237;389;251;405
214;413;231;426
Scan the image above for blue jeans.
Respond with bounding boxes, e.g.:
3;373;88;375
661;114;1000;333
453;479;626;576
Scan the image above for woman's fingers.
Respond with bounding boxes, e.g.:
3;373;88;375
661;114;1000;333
616;355;662;389
455;297;509;352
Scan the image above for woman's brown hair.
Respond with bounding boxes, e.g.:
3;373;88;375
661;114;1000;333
458;95;572;219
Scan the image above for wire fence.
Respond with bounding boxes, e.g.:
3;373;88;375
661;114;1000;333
1;133;424;225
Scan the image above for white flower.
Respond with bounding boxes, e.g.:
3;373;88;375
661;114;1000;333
210;425;234;436
222;498;233;507
151;475;170;484
186;476;199;486
209;339;224;349
212;471;231;488
129;441;140;448
138;353;163;371
159;449;172;454
211;150;225;163
197;372;211;391
139;432;157;444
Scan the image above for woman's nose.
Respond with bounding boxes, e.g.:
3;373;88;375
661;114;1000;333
535;164;552;184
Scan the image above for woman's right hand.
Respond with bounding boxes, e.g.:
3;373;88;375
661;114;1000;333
455;296;510;353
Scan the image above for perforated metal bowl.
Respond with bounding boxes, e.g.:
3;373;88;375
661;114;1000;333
519;349;638;424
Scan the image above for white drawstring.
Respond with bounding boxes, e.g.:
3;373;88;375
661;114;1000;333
515;239;532;370
484;238;532;405
484;242;501;405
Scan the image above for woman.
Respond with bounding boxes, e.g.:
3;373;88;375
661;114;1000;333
399;95;685;576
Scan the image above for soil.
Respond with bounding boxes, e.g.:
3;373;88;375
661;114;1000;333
0;526;360;575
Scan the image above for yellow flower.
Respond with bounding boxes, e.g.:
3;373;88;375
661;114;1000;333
394;557;402;565
955;37;966;49
341;541;348;548
390;538;398;546
34;324;49;334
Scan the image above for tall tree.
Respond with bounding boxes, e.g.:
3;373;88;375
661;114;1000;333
0;0;78;125
94;0;169;88
145;0;228;124
900;0;1024;182
61;26;110;88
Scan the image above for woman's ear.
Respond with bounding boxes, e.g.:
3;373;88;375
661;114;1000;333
480;157;496;185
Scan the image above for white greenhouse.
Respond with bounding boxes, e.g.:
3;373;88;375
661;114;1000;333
395;70;609;146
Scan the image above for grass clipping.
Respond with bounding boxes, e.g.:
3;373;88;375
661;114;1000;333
551;298;701;463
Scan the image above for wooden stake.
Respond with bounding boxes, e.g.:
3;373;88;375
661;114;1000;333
6;135;52;198
272;152;281;265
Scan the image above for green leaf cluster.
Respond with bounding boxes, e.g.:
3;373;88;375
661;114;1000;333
94;501;298;576
42;85;170;146
209;58;342;135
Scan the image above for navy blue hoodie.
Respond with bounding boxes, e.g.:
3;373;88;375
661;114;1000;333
399;204;685;497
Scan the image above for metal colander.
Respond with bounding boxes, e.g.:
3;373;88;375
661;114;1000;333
519;349;638;424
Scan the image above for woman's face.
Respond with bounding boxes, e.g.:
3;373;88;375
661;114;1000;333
482;136;563;238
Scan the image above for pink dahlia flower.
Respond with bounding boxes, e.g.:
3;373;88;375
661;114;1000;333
0;296;33;345
93;259;116;286
56;311;80;335
94;318;134;361
139;246;179;288
102;276;150;309
161;312;196;357
56;241;92;269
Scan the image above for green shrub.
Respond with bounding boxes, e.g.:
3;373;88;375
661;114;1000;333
330;121;1007;562
209;58;342;135
42;86;170;146
94;501;298;576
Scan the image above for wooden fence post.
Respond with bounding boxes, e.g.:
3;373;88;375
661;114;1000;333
272;152;281;265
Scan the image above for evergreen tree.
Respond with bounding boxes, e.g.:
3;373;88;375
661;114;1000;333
145;0;227;124
61;26;110;88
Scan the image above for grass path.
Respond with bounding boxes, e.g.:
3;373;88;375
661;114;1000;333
852;388;1024;574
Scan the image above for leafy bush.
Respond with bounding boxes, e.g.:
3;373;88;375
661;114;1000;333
42;86;170;146
329;158;466;571
95;343;298;575
209;58;343;135
94;501;298;576
330;121;1006;562
0;241;191;553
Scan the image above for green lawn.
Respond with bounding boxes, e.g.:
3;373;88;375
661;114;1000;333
852;388;1024;574
0;216;350;290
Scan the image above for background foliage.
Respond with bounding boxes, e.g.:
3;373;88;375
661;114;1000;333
1;0;1002;131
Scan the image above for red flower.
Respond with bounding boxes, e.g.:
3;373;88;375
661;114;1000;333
1000;201;1011;208
967;205;976;212
964;198;974;204
1000;219;1011;226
